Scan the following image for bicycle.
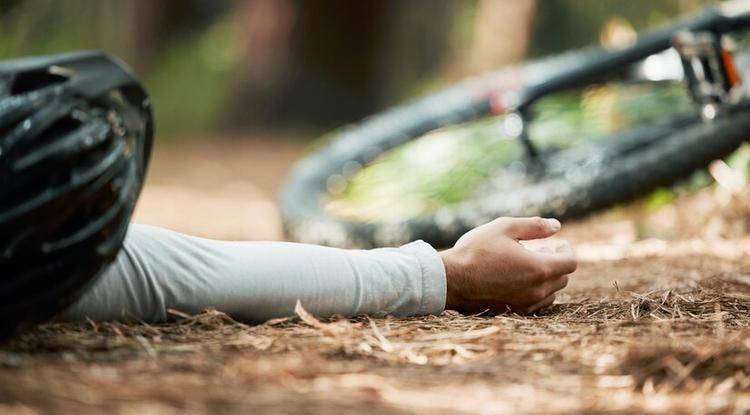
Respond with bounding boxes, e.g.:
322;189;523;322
281;2;750;249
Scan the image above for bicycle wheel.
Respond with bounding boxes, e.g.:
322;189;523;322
280;51;750;249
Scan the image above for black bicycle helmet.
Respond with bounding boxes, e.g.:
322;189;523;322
0;51;153;339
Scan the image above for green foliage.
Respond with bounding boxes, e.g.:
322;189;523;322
0;3;103;57
645;188;675;210
145;17;238;138
0;1;237;138
529;0;710;57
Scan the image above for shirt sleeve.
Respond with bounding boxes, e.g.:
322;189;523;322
61;224;447;323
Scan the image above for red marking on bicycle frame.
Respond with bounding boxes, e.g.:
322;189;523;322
487;68;525;115
490;92;507;115
722;49;742;87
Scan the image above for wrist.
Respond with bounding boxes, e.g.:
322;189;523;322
439;248;468;311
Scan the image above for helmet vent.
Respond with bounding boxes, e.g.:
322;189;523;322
10;68;70;95
31;115;84;152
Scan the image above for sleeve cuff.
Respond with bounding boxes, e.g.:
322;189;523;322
399;240;447;315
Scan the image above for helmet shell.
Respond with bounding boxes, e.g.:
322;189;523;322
0;51;153;339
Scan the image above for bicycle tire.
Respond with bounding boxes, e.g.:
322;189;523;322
280;55;750;249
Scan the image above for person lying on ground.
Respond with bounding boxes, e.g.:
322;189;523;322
62;216;577;323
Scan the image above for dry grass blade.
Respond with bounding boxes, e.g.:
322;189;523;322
293;300;348;335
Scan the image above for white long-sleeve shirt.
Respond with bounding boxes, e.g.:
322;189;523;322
62;224;447;323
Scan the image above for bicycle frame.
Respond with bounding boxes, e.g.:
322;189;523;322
499;1;750;160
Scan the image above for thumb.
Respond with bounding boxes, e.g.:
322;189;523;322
499;217;561;241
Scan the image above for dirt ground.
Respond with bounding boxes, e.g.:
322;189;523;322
1;139;749;414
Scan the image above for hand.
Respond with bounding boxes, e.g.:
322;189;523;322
439;217;577;315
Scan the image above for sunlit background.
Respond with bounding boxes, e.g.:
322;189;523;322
0;0;711;137
0;0;722;239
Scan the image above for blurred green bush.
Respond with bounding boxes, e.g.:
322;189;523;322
0;0;711;139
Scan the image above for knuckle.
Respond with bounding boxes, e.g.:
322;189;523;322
514;303;532;315
531;287;547;303
535;263;552;279
528;270;544;284
493;217;511;229
532;217;545;228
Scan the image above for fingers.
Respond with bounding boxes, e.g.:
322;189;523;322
531;263;571;316
545;240;576;276
497;217;561;241
534;246;553;254
555;240;572;253
527;241;576;278
545;274;569;294
526;293;556;314
542;251;578;276
454;292;559;316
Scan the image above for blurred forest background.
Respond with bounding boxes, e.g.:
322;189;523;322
0;0;711;140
